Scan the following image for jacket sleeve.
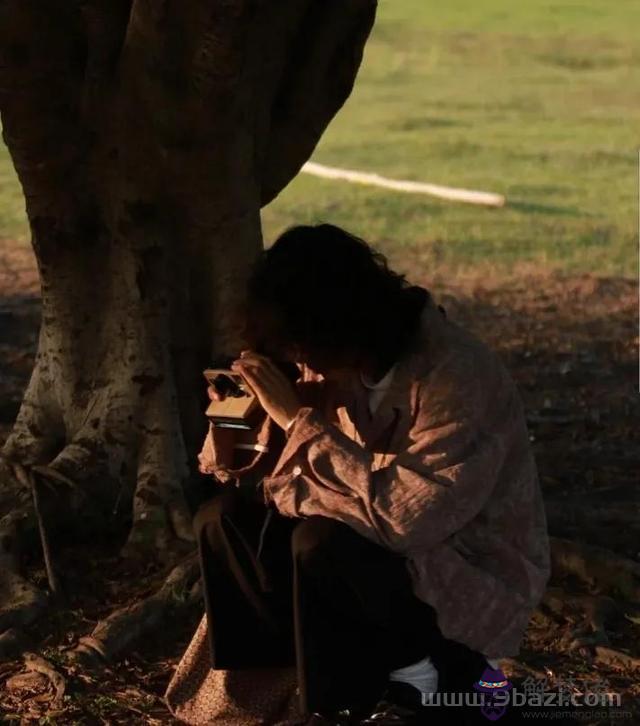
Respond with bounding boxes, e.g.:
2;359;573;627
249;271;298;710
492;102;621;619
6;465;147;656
200;412;284;487
202;372;326;488
262;361;513;555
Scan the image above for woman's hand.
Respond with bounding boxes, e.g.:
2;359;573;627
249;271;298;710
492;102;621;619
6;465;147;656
207;385;224;402
232;350;301;431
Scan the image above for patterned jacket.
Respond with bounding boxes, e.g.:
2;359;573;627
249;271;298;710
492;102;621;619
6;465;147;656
202;290;550;657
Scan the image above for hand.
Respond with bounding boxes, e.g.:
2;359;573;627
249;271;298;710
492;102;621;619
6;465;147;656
231;350;301;431
207;384;225;402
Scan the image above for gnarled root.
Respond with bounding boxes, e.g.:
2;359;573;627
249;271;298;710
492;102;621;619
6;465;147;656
519;538;640;674
543;588;619;651
0;456;80;639
0;462;49;639
5;652;66;711
0;567;48;638
550;536;640;602
0;434;194;653
68;553;201;669
500;657;548;681
594;646;640;671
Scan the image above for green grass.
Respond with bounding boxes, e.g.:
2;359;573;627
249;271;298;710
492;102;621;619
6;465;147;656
0;141;28;244
262;0;639;277
2;1;638;276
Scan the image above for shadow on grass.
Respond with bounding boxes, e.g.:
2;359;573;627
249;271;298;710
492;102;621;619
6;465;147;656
508;199;586;217
391;116;463;132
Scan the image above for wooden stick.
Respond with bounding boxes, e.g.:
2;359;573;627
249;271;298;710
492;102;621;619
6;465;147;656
301;161;506;207
13;463;62;599
29;470;63;599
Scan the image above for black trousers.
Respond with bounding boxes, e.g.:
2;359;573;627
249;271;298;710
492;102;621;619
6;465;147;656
194;486;489;716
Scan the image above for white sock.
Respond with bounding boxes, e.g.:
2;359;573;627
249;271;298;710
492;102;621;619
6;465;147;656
389;655;438;702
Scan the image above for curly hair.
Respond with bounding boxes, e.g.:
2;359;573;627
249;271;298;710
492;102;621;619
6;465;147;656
242;224;430;369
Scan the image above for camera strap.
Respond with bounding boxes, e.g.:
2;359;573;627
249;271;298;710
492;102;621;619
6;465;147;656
234;442;269;454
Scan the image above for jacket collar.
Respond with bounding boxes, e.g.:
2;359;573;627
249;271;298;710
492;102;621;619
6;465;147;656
334;288;445;447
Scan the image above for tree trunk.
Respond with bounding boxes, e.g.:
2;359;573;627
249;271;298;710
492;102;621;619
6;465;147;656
0;0;377;566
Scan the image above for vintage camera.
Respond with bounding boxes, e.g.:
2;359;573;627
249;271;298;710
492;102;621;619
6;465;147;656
203;354;299;430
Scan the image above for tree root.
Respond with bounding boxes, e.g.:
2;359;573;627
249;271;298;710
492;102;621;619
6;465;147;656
539;584;640;673
0;455;24;497
0;628;32;661
500;657;548;681
594;646;640;671
68;553;201;669
550;537;640;602
530;605;557;629
22;652;66;705
12;462;68;599
546;589;620;652
1;451;198;668
0;567;48;636
0;458;74;639
6;652;67;707
546;536;640;655
5;669;48;692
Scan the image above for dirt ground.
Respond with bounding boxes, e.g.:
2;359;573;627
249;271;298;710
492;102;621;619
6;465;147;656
0;242;638;724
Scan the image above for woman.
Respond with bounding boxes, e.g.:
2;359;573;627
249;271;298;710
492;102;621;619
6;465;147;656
190;224;549;725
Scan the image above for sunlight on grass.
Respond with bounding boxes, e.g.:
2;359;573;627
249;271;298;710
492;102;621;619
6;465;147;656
263;0;639;277
0;142;27;245
1;1;637;276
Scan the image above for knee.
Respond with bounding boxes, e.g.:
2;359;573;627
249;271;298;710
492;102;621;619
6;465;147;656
192;488;240;538
291;516;350;564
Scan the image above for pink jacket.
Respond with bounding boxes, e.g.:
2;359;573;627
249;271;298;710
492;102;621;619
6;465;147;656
204;292;550;658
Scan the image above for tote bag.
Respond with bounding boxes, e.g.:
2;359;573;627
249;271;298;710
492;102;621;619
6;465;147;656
165;614;304;725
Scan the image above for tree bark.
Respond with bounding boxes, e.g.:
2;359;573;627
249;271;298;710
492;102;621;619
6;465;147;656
0;0;377;565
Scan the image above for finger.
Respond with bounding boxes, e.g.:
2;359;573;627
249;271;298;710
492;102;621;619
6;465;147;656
233;358;259;376
233;361;280;394
240;357;288;389
207;385;225;402
233;360;267;386
232;358;267;378
233;363;267;400
235;351;273;367
237;364;288;406
234;356;279;379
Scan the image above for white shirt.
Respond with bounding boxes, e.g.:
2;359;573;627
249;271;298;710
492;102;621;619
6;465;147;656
360;363;398;415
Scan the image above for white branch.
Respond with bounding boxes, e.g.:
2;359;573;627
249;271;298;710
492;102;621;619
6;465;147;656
301;161;506;208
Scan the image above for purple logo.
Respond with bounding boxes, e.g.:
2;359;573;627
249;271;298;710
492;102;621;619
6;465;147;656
474;667;512;721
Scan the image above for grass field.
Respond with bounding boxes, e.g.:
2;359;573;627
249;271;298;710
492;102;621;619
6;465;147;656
2;0;639;277
263;0;639;277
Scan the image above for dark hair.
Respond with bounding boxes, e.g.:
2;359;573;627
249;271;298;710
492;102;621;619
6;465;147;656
242;224;429;368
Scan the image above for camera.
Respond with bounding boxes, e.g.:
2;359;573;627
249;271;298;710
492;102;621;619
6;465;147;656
203;354;300;430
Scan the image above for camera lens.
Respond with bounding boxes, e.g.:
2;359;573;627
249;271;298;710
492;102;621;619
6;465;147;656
213;374;244;397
